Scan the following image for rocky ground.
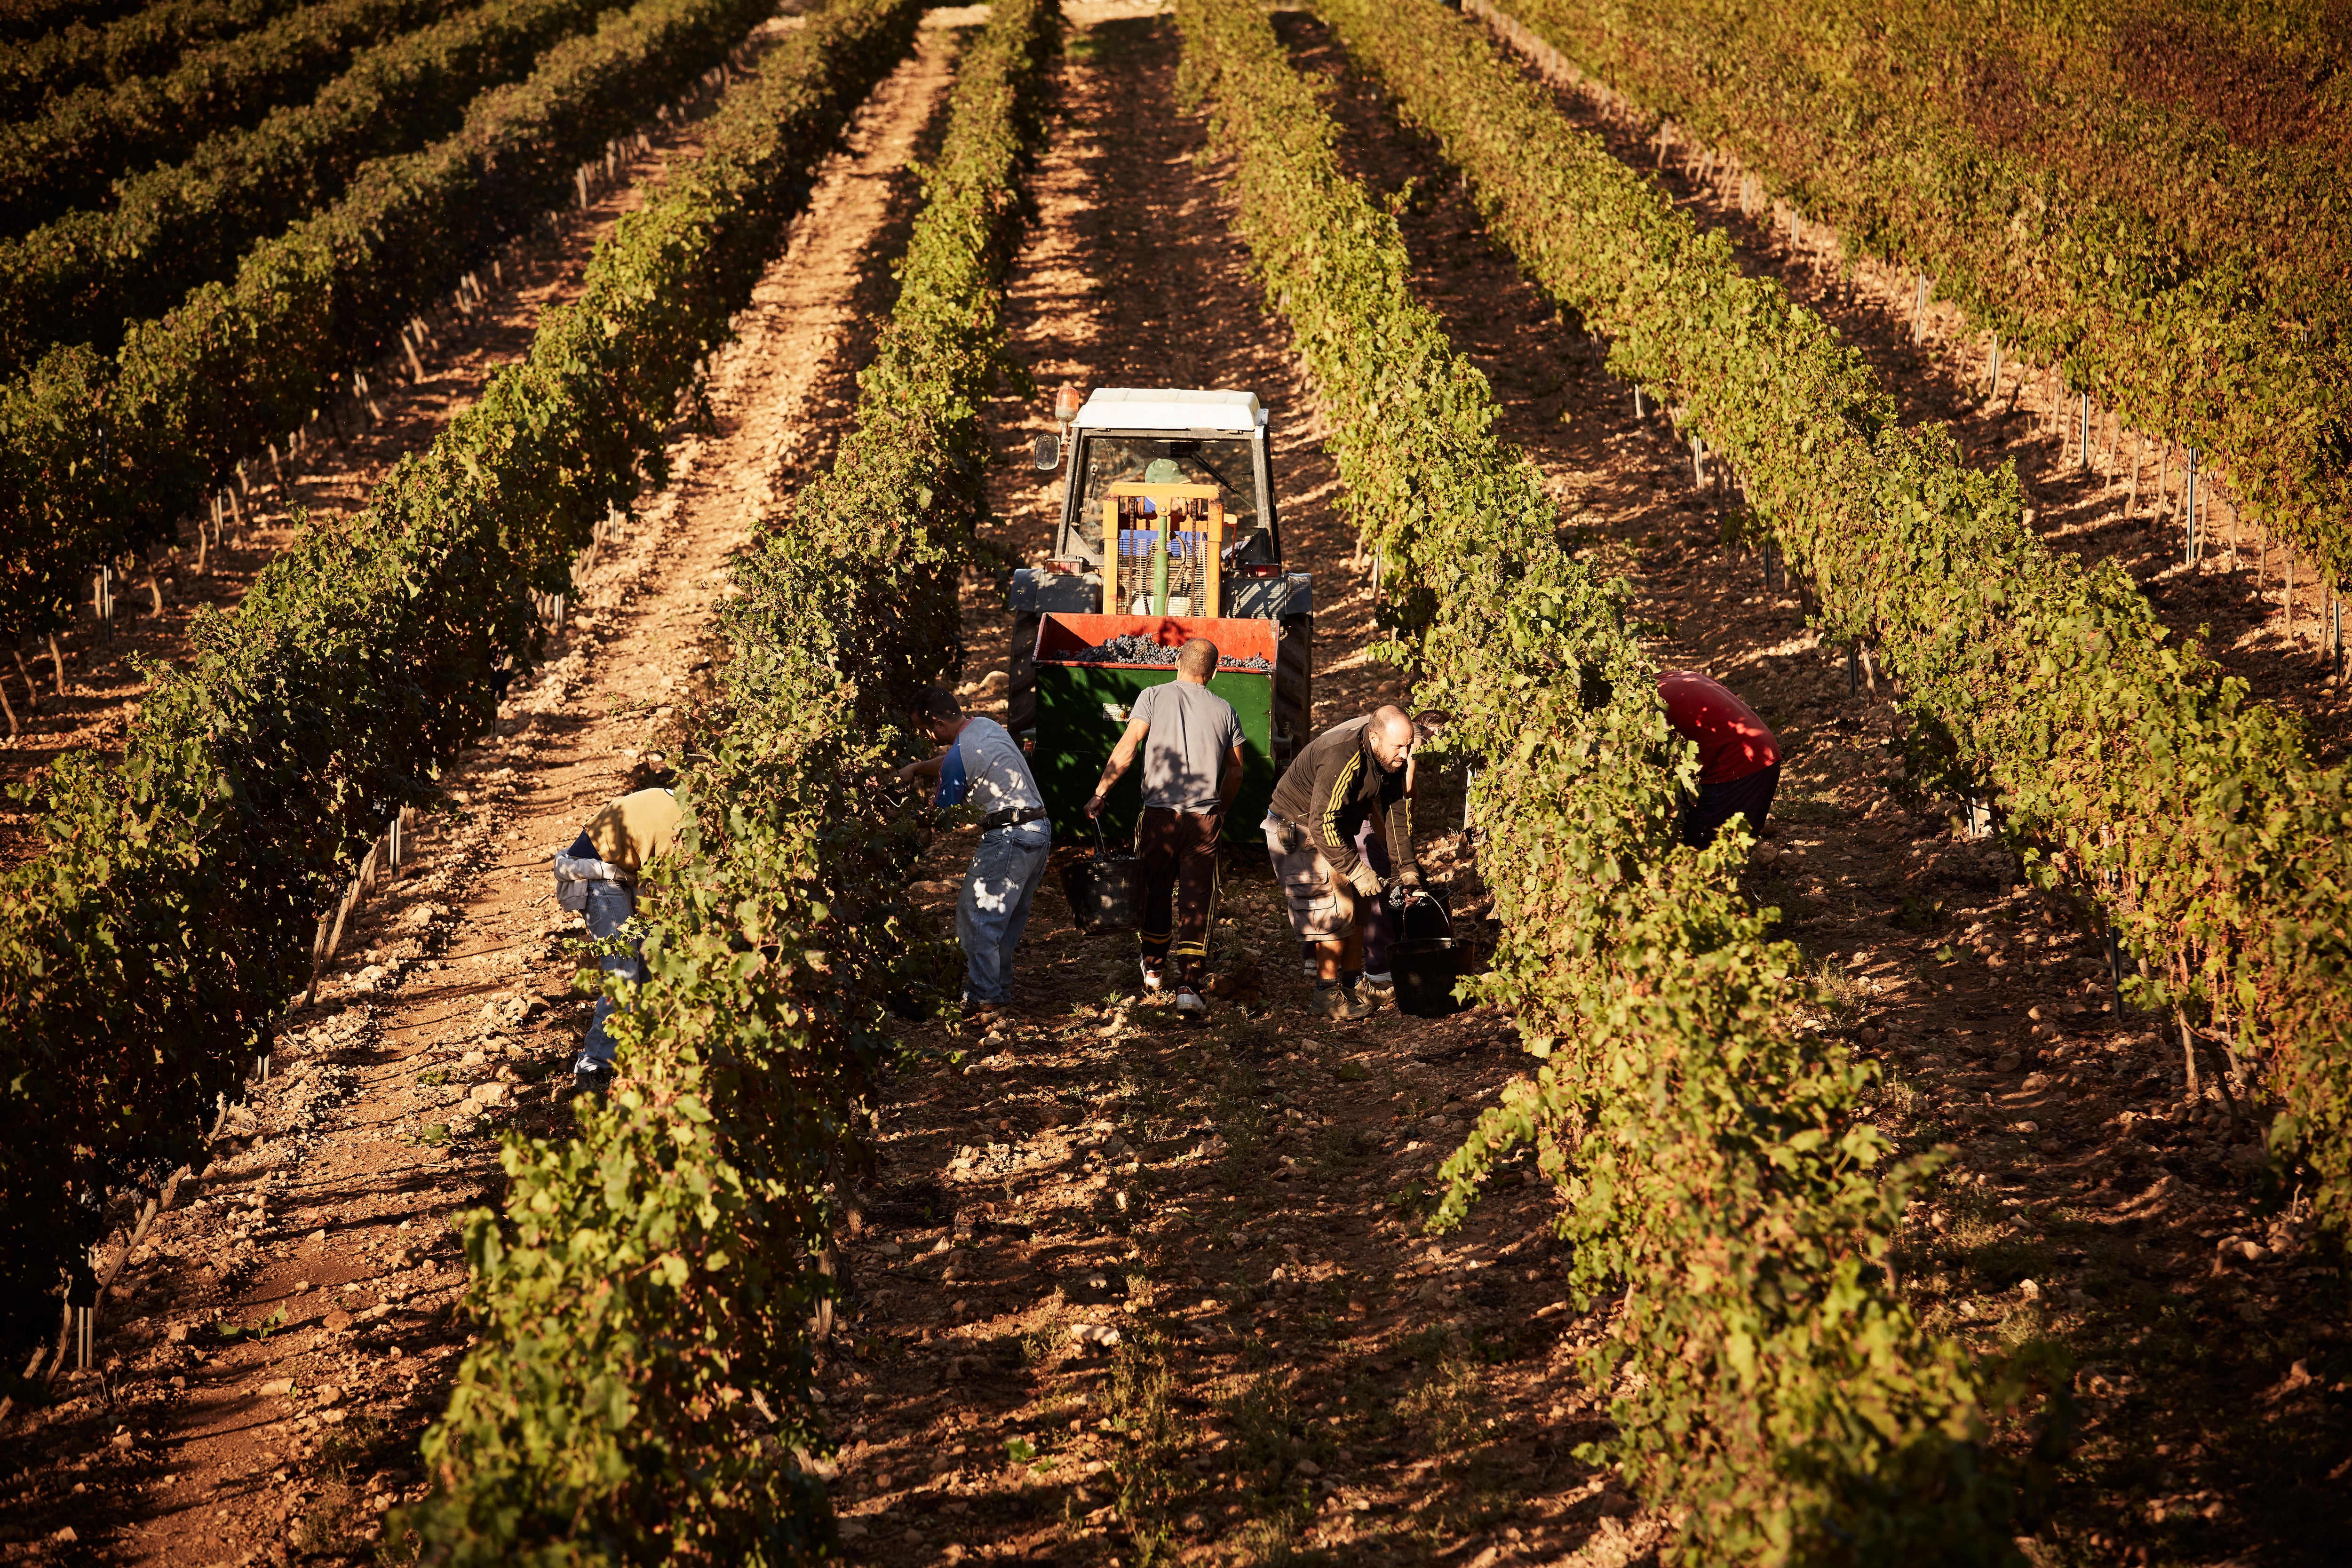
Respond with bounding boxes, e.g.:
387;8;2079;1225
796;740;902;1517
0;11;807;871
2;4;2344;1566
1463;0;2352;768
0;20;960;1561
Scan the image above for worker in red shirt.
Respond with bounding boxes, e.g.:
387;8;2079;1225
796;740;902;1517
1657;670;1781;848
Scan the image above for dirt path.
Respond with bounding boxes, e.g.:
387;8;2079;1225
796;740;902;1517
0;27;959;1564
1463;2;2352;768
1287;11;2348;1564
0;15;801;870
812;9;1656;1568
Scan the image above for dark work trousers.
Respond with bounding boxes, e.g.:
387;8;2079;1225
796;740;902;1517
1682;762;1781;848
1137;806;1223;981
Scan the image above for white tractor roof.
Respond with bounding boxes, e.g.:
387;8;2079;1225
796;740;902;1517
1072;387;1265;434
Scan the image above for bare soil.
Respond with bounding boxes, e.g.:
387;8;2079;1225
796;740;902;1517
7;5;2344;1568
0;25;959;1563
1464;3;2352;770
1306;10;2351;1565
817;8;1653;1568
0;30;787;870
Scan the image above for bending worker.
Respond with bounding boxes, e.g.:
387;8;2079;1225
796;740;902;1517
1658;668;1782;847
1263;705;1420;1019
1083;637;1245;1017
553;783;683;1097
897;686;1052;1015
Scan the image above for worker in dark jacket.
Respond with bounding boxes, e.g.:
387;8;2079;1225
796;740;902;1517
1658;669;1782;847
1262;706;1419;1019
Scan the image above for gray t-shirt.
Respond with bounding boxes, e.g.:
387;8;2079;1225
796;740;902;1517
938;716;1044;818
1130;680;1243;813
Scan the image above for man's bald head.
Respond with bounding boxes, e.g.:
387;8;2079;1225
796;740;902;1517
1176;637;1218;681
1366;705;1414;772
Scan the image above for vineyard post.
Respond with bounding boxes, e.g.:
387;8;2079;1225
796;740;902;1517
1911;274;1928;342
2126;434;2141;515
2184;448;2199;566
46;634;64;698
2077;392;2088;472
2157;442;2170;515
11;649;40;713
1985;333;2001;400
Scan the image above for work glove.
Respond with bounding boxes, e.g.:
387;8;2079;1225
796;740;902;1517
1393;866;1424;892
1346;861;1383;900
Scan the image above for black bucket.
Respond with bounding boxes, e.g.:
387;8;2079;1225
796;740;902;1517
1387;890;1460;1016
1389;939;1461;1017
1395;887;1452;943
1062;820;1141;931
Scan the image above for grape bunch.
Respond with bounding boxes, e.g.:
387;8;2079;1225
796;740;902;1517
1061;634;1273;672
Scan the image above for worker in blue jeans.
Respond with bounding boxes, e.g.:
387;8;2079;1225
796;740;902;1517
896;686;1052;1014
553;786;682;1095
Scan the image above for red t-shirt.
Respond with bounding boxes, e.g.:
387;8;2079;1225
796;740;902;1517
1658;671;1781;784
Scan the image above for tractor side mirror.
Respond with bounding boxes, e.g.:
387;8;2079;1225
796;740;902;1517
1032;433;1061;472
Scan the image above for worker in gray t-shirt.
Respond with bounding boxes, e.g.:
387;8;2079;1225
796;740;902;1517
1084;637;1244;1015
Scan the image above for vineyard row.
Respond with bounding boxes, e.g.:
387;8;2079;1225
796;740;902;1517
408;0;1054;1553
1488;0;2352;598
1322;0;2352;1242
0;0;463;231
0;0;616;374
0;0;778;652
0;0;292;108
3;0;151;43
0;0;917;1349
1180;0;2051;1558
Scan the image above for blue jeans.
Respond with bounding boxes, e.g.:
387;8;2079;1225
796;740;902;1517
958;822;1050;1004
580;880;644;1067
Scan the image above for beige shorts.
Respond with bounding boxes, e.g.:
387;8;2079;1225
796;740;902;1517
1263;813;1359;943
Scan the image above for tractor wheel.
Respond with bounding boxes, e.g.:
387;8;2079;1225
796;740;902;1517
1007;612;1041;734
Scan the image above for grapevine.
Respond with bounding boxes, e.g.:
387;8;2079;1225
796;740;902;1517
0;0;920;1349
1178;0;2050;1557
1316;0;2352;1243
406;0;1053;1552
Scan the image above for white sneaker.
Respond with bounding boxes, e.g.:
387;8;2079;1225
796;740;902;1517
1140;963;1165;995
1175;984;1208;1018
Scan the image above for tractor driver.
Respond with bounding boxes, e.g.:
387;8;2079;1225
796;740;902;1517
1262;706;1421;1019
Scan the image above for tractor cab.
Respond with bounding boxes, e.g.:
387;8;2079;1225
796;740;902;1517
1008;388;1312;839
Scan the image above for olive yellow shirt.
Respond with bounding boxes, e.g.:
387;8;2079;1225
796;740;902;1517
581;788;683;876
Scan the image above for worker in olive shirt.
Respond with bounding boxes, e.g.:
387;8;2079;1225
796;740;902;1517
1084;637;1246;1017
1263;705;1420;1019
1658;669;1782;847
896;686;1052;1013
553;785;683;1096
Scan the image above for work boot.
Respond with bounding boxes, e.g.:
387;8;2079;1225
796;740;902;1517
570;1059;614;1098
1311;982;1374;1021
1360;971;1396;1005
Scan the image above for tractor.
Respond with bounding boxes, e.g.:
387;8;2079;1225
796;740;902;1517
1008;387;1312;840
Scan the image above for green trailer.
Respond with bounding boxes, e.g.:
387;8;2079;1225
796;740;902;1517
1030;612;1279;844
